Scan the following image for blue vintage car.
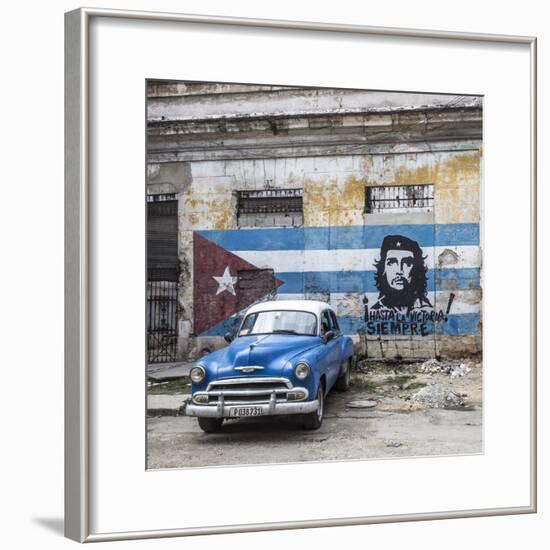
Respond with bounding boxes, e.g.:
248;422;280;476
186;300;354;432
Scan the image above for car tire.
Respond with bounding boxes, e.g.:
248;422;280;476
334;359;351;392
302;383;324;430
198;417;223;433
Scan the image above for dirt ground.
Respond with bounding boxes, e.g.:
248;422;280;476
147;358;482;469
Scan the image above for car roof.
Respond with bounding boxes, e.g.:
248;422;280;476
245;300;334;317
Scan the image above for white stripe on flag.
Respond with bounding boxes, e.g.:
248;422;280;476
236;246;480;273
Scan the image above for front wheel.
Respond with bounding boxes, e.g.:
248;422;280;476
302;384;324;430
198;417;223;433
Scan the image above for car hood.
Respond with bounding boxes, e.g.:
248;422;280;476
213;334;321;378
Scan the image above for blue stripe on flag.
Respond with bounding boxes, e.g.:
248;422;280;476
276;268;480;293
200;313;480;337
338;313;480;337
198;223;479;251
435;312;480;335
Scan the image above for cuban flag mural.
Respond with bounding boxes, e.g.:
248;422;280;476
193;233;284;335
193;223;481;342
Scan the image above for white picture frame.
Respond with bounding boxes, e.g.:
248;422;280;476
65;7;537;542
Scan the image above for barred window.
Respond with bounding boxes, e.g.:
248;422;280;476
146;193;177;203
365;184;434;214
237;188;303;227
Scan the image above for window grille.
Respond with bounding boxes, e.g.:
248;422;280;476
365;184;434;213
237;188;303;228
147;193;177;203
237;188;303;214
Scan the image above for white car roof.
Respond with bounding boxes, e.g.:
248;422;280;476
245;300;334;317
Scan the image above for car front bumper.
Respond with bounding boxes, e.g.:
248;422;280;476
186;399;319;418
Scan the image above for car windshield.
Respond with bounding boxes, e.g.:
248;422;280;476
238;310;317;337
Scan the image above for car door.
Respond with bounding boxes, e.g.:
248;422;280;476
328;310;346;373
320;310;341;390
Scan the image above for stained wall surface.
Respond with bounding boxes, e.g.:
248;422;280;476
146;82;482;361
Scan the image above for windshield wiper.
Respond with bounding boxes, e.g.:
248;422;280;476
271;329;300;335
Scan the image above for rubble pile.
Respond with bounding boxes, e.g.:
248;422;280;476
412;384;465;408
450;364;471;379
418;358;474;378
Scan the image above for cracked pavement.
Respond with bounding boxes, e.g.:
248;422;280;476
147;366;482;469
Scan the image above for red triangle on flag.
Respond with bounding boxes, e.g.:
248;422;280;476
193;233;283;335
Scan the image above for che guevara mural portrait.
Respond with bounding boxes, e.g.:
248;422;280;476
372;235;431;313
365;234;456;338
146;80;483;469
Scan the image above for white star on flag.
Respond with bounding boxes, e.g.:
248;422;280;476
213;266;238;296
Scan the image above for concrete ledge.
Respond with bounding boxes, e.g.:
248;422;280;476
147;363;192;381
147;394;190;417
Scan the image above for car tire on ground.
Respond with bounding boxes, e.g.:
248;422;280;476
197;417;223;433
302;383;324;430
334;359;351;392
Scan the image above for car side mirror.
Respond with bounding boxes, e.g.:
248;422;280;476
322;330;335;344
224;332;233;344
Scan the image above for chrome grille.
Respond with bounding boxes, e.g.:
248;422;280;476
208;381;289;392
205;377;292;405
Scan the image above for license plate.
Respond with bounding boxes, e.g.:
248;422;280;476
229;406;264;418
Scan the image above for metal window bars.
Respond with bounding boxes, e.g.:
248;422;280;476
237;188;303;214
147;270;178;363
365;184;434;213
146;193;177;203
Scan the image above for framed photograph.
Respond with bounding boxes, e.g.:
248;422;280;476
65;7;537;542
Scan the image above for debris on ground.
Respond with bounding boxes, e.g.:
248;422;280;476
450;364;472;379
386;441;404;448
355;359;388;373
418;358;445;374
412;384;465;408
417;358;476;377
346;400;378;409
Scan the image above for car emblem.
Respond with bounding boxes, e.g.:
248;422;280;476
234;366;264;373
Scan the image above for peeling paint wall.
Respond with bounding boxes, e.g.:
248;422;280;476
146;82;482;361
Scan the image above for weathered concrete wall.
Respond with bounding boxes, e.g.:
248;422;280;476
158;151;480;359
146;162;192;195
147;86;481;122
146;82;482;361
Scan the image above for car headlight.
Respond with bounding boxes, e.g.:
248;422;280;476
190;365;206;384
294;362;311;380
